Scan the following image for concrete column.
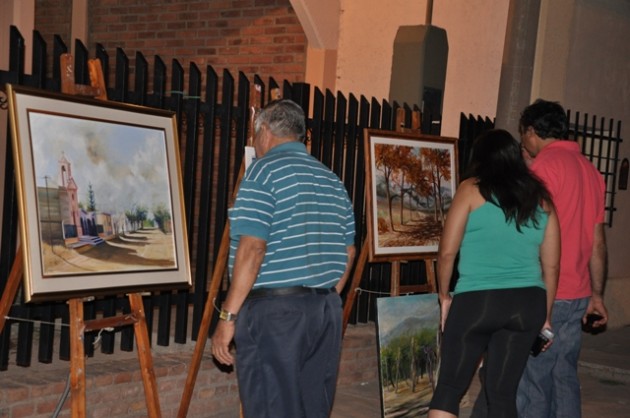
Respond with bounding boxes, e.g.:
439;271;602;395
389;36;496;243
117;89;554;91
290;0;340;95
495;0;541;136
71;0;88;52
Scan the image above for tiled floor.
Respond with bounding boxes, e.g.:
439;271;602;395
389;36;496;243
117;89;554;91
331;325;630;418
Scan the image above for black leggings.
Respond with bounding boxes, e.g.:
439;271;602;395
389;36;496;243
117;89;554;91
430;287;546;418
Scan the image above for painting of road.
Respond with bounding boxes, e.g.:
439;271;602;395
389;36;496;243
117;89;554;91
29;111;178;277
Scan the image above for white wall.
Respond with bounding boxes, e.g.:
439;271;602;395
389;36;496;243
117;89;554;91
334;0;508;137
562;0;630;279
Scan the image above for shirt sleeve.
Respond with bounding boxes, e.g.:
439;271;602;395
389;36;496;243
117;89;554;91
343;193;356;246
229;179;275;241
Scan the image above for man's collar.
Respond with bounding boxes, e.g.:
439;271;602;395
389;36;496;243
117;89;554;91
266;141;307;155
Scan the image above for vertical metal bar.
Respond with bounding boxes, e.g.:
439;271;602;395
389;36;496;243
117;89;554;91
344;93;359;197
234;72;250;182
95;43;109;91
310;87;324;160
191;65;219;338
151;56;167;109
114;47;129;103
182;62;201;245
333;92;347;178
321;90;335;169
73;39;90;85
213;69;234;258
134;51;148;106
31;31;47;88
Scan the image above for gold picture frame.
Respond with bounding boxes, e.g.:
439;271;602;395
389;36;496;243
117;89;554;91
7;85;191;302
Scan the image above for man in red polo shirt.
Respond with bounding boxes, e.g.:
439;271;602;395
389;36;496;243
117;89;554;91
516;99;608;418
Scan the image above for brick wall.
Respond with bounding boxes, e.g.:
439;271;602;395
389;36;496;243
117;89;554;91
34;0;307;88
0;324;378;417
35;0;72;49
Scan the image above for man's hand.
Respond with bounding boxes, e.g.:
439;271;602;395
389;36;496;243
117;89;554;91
211;320;236;365
583;296;608;328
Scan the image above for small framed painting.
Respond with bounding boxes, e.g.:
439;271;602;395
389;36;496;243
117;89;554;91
376;293;440;417
364;129;458;262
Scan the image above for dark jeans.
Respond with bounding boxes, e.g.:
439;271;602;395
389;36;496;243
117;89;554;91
430;287;546;418
234;289;342;418
516;297;589;418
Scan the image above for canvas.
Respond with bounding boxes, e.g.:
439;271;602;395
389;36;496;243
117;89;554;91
7;84;191;301
364;129;458;261
376;293;440;417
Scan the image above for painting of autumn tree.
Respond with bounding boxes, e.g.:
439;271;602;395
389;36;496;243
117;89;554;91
366;131;458;260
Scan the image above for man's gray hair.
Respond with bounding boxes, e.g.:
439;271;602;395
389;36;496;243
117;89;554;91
254;99;306;141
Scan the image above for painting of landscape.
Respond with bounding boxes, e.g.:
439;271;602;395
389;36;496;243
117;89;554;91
365;130;458;261
376;293;440;417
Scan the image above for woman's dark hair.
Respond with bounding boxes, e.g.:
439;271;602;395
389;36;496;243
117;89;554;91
465;129;552;230
519;99;568;139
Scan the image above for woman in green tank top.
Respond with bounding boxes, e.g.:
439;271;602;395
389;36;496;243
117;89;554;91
428;129;560;418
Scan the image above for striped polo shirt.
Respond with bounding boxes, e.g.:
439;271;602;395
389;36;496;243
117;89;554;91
228;141;355;289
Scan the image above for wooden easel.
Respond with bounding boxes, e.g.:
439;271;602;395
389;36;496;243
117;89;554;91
177;83;264;418
0;54;161;418
342;108;437;332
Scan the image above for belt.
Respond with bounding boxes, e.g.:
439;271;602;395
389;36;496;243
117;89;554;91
247;286;336;299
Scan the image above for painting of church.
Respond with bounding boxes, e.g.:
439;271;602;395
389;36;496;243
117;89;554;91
37;153;114;248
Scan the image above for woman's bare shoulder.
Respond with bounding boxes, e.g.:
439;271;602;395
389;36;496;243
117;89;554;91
455;178;485;209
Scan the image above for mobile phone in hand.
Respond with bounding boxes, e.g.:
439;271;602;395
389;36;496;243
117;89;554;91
582;313;604;333
530;328;554;357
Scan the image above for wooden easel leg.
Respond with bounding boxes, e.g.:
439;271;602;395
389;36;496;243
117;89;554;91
68;298;86;418
342;244;369;335
0;247;23;334
177;224;230;418
424;258;437;292
178;98;258;417
129;293;162;418
390;261;401;296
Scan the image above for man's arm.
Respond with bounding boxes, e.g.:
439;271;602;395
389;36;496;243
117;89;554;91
584;223;608;327
335;245;356;294
211;235;266;366
540;203;560;325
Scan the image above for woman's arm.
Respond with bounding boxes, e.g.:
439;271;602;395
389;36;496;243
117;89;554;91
437;178;476;330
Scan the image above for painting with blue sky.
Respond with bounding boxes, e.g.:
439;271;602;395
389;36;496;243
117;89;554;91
30;112;171;217
8;84;190;301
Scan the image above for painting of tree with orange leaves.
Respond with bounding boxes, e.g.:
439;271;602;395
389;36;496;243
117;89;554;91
365;130;458;261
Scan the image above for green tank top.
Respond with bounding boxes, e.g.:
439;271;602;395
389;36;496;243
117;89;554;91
454;201;548;294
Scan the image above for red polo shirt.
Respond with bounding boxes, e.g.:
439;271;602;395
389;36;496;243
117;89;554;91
530;141;605;299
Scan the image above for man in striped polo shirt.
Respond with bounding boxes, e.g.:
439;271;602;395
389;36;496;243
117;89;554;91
211;99;356;418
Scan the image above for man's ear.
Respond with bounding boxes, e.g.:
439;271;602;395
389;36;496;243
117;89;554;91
256;123;272;156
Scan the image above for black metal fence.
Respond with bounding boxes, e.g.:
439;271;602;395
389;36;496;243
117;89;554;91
0;26;445;370
566;110;622;226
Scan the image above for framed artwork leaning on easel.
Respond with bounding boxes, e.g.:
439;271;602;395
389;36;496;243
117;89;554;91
6;84;191;302
364;129;459;262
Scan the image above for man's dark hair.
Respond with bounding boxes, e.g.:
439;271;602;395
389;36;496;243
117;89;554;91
519;99;569;139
